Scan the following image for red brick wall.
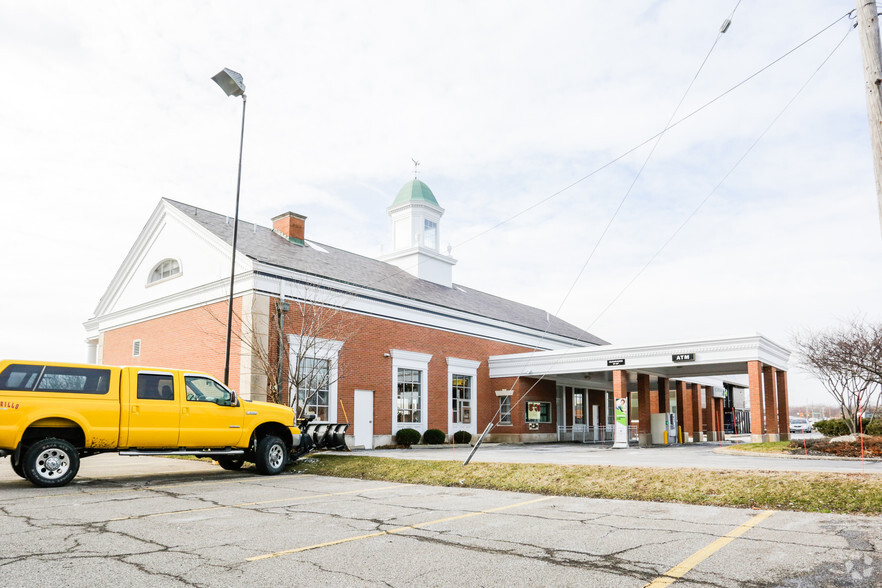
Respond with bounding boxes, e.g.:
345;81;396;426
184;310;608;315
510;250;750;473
101;299;242;390
311;306;549;437
101;294;589;438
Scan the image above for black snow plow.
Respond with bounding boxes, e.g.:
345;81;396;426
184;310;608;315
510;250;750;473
291;416;349;461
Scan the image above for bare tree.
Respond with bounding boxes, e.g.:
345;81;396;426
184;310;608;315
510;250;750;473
280;289;357;420
203;284;358;419
793;319;882;434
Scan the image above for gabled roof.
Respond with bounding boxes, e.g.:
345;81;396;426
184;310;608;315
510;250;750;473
165;199;608;346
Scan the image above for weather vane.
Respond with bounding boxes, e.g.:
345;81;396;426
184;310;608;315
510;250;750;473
412;158;420;178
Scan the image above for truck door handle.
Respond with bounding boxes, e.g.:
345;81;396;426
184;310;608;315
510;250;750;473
132;406;139;415
182;407;189;416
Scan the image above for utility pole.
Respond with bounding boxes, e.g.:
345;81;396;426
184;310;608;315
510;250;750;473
856;0;882;235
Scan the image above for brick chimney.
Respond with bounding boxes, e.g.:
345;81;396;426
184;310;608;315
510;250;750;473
272;212;306;245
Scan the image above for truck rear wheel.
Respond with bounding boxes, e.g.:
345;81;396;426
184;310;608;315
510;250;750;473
255;435;286;475
23;438;80;488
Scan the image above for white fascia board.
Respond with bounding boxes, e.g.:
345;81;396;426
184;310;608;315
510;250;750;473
250;264;597;351
85;271;256;335
89;199;253;320
488;335;791;379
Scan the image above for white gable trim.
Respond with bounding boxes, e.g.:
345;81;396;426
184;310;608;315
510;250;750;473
90;199;253;319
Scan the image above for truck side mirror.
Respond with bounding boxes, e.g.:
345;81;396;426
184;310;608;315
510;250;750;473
229;390;238;407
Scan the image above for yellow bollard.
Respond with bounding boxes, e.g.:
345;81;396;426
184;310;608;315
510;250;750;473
663;430;668;445
678;426;683;444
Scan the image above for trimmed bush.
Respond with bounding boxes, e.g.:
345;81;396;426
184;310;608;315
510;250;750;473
814;418;880;437
867;420;882;436
422;429;446;445
452;430;472;445
395;428;421;447
813;419;851;437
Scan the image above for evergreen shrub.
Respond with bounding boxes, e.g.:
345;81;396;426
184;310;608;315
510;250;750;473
395;428;421;446
452;430;472;444
422;429;446;444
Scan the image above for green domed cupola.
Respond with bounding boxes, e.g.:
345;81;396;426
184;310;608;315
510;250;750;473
379;174;456;287
391;179;440;207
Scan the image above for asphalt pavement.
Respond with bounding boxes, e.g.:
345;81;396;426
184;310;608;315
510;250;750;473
2;467;879;587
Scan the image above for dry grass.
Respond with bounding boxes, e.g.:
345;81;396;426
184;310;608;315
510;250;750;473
290;454;882;515
726;441;792;454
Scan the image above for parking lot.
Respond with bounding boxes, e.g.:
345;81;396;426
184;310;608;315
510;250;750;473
1;457;880;587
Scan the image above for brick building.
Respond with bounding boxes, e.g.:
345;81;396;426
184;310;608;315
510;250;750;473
84;179;790;447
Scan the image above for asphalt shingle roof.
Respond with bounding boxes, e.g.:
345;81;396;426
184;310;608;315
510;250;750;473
167;199;608;346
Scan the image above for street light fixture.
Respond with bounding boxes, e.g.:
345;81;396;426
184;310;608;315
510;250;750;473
212;67;247;386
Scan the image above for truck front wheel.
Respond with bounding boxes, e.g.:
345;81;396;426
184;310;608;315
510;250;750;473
255;435;286;475
23;438;80;488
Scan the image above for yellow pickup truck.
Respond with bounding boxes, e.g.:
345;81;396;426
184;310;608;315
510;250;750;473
0;360;347;487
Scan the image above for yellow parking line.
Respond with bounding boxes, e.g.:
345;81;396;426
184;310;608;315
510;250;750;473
644;510;776;587
248;495;553;562
108;484;409;521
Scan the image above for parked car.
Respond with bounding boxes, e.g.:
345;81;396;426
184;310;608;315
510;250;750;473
789;417;812;434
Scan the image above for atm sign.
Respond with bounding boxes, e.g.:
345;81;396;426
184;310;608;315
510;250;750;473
672;353;695;362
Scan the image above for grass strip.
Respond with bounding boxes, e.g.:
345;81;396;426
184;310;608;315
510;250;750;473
725;442;791;453
289;454;882;515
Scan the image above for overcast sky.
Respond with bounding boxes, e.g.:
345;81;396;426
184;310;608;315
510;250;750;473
2;1;880;406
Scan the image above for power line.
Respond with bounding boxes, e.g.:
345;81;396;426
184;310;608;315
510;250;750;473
553;0;743;322
452;9;853;253
485;1;745;424
485;8;855;428
587;24;855;331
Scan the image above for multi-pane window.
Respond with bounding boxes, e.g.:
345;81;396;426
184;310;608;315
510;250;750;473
148;259;180;284
396;368;422;423
423;219;437;248
298;357;330;421
451;374;472;424
499;396;511;424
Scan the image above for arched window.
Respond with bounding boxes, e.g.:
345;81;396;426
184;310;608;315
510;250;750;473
148;259;181;285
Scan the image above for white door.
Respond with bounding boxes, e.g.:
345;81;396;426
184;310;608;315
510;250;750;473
354;389;374;449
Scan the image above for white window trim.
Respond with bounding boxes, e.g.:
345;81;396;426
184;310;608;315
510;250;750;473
146;258;183;287
391;349;432;434
288;335;344;423
447;357;480;437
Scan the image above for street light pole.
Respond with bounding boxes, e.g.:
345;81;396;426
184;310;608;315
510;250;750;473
211;68;247;385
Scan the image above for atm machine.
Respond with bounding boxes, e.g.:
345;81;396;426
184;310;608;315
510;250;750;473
650;412;678;445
